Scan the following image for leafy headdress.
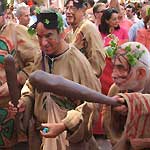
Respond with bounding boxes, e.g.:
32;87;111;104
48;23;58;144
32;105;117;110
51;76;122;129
106;34;145;66
28;8;64;35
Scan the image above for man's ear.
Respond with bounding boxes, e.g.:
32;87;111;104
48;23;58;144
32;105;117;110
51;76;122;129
136;68;146;80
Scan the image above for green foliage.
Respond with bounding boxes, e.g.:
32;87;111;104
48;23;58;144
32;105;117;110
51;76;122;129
56;12;64;33
3;0;8;10
105;34;145;66
127;53;137;66
126;50;145;66
124;44;131;52
106;35;118;58
35;7;41;14
136;44;140;49
30;8;64;33
148;8;150;16
44;19;50;25
106;46;114;57
27;27;36;36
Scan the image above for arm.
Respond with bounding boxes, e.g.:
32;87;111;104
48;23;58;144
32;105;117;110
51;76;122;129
29;70;121;107
73;22;105;77
66;21;105;77
87;27;106;77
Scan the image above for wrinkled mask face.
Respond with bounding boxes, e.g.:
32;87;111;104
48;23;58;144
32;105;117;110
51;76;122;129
112;52;138;91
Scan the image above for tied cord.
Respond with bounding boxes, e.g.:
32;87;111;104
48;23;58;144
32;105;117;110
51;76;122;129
42;46;70;73
42;53;55;73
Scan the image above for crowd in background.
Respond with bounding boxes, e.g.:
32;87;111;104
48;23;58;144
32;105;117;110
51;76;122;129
5;0;150;49
1;0;150;150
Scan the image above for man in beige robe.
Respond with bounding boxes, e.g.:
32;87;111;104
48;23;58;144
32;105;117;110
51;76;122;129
64;0;105;77
26;70;150;150
17;9;101;150
103;42;150;150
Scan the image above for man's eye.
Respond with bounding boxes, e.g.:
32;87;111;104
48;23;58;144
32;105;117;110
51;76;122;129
45;34;51;38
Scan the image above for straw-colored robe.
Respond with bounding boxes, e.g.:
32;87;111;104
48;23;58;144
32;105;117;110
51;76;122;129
65;19;105;77
0;23;40;148
21;44;101;150
104;80;150;150
0;22;40;87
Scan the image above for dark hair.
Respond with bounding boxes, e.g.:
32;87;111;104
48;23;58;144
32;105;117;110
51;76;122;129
93;3;105;15
97;0;107;4
0;0;8;16
99;8;119;34
126;4;136;13
65;0;88;9
30;5;36;16
87;0;95;7
29;9;64;35
144;15;150;29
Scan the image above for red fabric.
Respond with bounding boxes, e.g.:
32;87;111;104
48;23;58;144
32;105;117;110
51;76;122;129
100;57;113;95
136;28;150;50
93;58;113;134
119;18;133;32
102;27;129;46
100;27;129;95
27;0;33;7
93;28;128;135
124;93;150;138
93;111;104;134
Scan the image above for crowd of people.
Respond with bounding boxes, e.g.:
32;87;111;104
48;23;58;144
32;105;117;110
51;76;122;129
0;0;150;150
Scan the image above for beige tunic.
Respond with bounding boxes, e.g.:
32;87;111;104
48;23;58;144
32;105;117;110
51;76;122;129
103;77;150;150
0;22;40;88
21;44;101;150
65;19;105;77
0;23;40;148
112;93;150;150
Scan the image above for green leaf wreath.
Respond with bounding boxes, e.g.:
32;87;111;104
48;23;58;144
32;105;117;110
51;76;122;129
28;8;64;36
105;34;145;66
